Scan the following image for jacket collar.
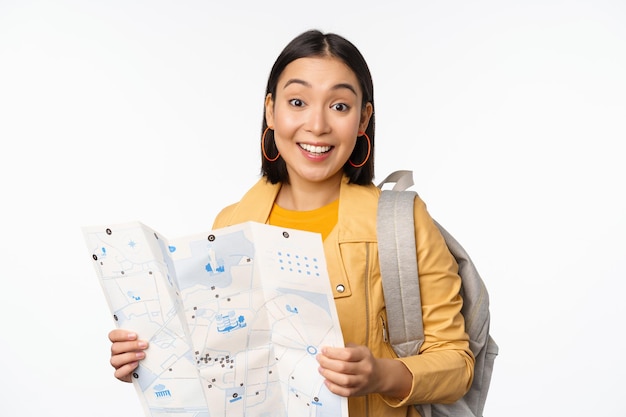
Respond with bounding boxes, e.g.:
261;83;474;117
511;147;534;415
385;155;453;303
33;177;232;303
336;176;379;243
226;175;380;243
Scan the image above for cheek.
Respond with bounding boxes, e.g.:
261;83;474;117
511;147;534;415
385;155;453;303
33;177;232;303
272;107;300;133
338;116;362;139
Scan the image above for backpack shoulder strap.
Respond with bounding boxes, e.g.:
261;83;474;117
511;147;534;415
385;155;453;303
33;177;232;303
377;171;424;358
377;169;414;191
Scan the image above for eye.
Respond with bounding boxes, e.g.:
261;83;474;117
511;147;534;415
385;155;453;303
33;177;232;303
289;98;305;107
332;103;350;112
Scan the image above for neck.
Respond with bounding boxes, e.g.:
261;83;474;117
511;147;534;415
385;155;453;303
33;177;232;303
276;174;342;211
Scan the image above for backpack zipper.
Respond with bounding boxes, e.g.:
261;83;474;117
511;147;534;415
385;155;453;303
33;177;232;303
381;316;388;343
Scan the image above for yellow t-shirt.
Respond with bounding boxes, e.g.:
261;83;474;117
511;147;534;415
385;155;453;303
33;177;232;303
268;199;339;241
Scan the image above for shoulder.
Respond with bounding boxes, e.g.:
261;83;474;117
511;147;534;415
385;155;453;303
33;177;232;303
213;203;238;229
411;193;441;235
211;177;281;229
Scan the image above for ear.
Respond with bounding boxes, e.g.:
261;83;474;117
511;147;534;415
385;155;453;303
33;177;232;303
265;93;275;128
359;102;373;132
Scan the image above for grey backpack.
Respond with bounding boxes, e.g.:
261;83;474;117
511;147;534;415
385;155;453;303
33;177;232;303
377;170;498;417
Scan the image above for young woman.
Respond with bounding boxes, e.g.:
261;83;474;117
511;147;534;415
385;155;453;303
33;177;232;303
108;29;474;417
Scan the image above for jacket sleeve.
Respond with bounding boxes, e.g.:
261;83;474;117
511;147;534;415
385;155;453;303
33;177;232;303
382;195;475;407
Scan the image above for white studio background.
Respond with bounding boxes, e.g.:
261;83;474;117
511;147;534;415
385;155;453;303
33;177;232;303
1;1;624;416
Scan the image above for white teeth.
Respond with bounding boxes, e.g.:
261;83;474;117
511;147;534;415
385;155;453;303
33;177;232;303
299;143;332;154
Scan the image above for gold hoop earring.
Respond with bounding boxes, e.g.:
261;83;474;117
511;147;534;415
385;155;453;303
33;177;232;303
349;131;371;168
262;127;280;162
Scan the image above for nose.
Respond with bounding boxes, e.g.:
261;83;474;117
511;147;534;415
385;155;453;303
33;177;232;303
306;105;331;136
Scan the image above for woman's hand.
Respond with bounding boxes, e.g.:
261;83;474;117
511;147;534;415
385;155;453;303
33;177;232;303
316;343;412;399
108;329;148;383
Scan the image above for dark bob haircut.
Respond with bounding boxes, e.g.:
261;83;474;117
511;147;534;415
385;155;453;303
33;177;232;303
261;29;375;185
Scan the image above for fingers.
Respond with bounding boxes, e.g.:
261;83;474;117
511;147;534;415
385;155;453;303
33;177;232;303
318;366;370;397
109;330;148;354
110;347;146;368
108;329;139;343
109;329;148;383
112;359;140;383
316;345;375;397
317;344;367;365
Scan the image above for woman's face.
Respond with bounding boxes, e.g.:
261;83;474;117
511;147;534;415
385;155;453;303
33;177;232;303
265;56;372;188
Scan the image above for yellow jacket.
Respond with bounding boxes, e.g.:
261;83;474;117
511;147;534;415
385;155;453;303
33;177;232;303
213;176;474;417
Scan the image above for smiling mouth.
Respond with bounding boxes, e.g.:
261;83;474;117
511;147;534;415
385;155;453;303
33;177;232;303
299;143;333;155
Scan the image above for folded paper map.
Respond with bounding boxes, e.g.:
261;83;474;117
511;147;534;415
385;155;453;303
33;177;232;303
83;221;347;417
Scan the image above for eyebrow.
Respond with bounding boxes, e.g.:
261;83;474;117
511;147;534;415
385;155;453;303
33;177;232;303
283;78;358;96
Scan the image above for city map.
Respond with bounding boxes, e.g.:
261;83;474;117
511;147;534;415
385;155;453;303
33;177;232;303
83;221;347;417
